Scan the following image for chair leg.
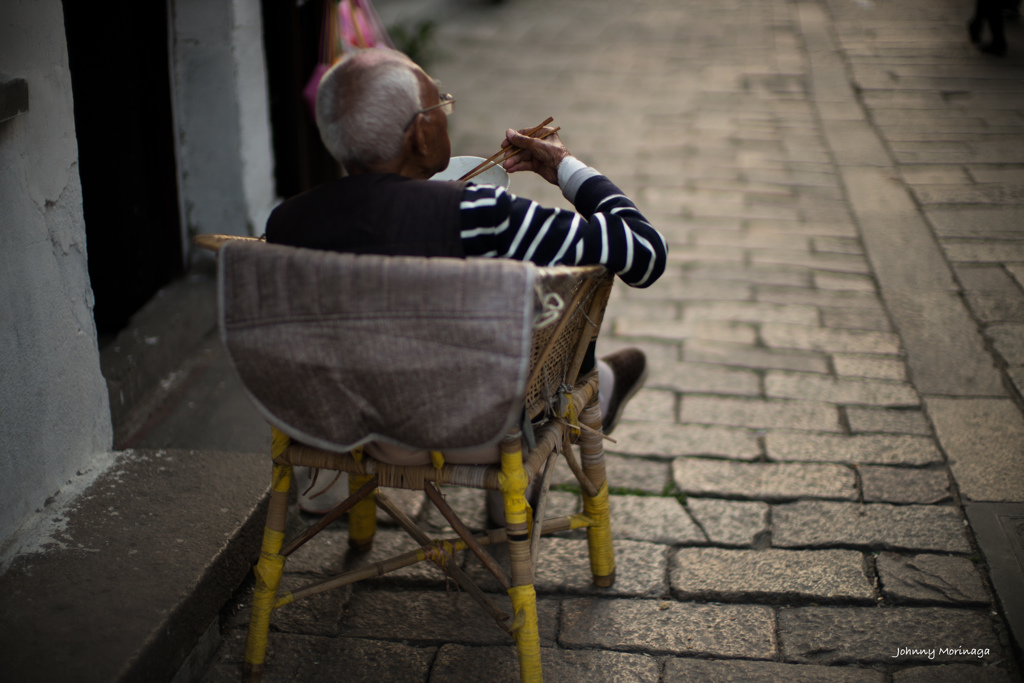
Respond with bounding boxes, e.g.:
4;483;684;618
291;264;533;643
347;471;377;551
243;458;292;682
578;400;616;588
499;434;543;683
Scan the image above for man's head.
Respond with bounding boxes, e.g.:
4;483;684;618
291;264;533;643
316;48;451;178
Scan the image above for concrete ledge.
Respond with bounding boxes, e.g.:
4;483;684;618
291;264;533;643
0;448;268;683
101;266;219;448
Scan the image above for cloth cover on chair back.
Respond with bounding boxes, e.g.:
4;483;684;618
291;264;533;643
218;241;536;453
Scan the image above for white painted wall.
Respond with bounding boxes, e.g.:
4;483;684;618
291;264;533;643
0;0;279;555
169;0;278;248
0;1;114;548
232;0;278;235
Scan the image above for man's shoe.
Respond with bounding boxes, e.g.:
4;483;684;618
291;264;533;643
968;20;983;44
980;41;1008;56
601;348;648;435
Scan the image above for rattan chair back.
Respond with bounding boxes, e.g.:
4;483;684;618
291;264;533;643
217;238;612;454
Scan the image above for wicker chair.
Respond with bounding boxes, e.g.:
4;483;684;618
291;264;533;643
198;235;617;683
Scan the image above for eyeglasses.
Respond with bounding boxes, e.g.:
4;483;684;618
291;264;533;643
403;93;456;131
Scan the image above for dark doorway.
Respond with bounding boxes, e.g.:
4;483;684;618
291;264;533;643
261;0;341;200
62;0;183;338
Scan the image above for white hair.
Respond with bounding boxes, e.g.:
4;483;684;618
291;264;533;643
316;50;422;171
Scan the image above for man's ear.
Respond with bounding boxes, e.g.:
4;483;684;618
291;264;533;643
408;116;431;157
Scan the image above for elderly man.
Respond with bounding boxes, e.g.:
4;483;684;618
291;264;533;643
265;48;667;512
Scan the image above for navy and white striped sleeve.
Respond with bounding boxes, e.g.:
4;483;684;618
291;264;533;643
458;163;667;288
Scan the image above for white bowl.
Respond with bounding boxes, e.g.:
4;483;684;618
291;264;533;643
431;155;510;188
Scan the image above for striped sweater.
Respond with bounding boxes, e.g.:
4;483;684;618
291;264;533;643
459;160;667;288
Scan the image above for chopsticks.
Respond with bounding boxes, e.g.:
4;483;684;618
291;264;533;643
462;127;561;182
458;117;557;182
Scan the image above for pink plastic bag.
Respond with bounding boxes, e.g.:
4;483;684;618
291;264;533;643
303;63;331;119
303;0;394;119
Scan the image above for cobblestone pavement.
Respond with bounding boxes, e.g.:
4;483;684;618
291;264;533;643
202;0;1024;680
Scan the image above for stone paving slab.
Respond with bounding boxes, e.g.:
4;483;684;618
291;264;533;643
614;318;757;345
859;466;952;505
680;300;820;325
466;537;670;599
550;452;671;495
201;631;436;683
693;230;811;251
760;323;902;354
539;489;582;521
985;323;1024;365
605;298;680;322
927;207;1024;239
765;431;943;465
609;494;706;545
422;486;489;533
431;644;660;683
276;525;350;578
341;528;452;587
751;249;870;274
268;581;351;638
876;552;989;606
559;597;776;659
772;501;971;553
845;407;931;435
955;265;1024;324
685;497;769;548
645;360;761;396
681;396;842;432
614;388;676;423
608;422;762;459
943;241;1024;264
673;457;858;502
926;397;1024;504
685;263;813;287
821;305;893;332
814;272;877;292
815;236;863;256
764;370;919;406
682;339;830;374
670;547;874;603
1008;367;1024;400
651;277;753;302
557;454;667;497
778;606;1003;666
755;286;885;310
337;589;558;647
663;657;885;683
374;486;428;524
835;356;909;382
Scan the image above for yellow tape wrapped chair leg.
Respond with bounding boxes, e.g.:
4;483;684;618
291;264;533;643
500;433;543;682
242;429;292;682
200;235;619;682
578;399;616;587
347;449;378;551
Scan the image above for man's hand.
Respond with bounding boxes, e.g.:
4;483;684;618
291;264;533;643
500;127;570;185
